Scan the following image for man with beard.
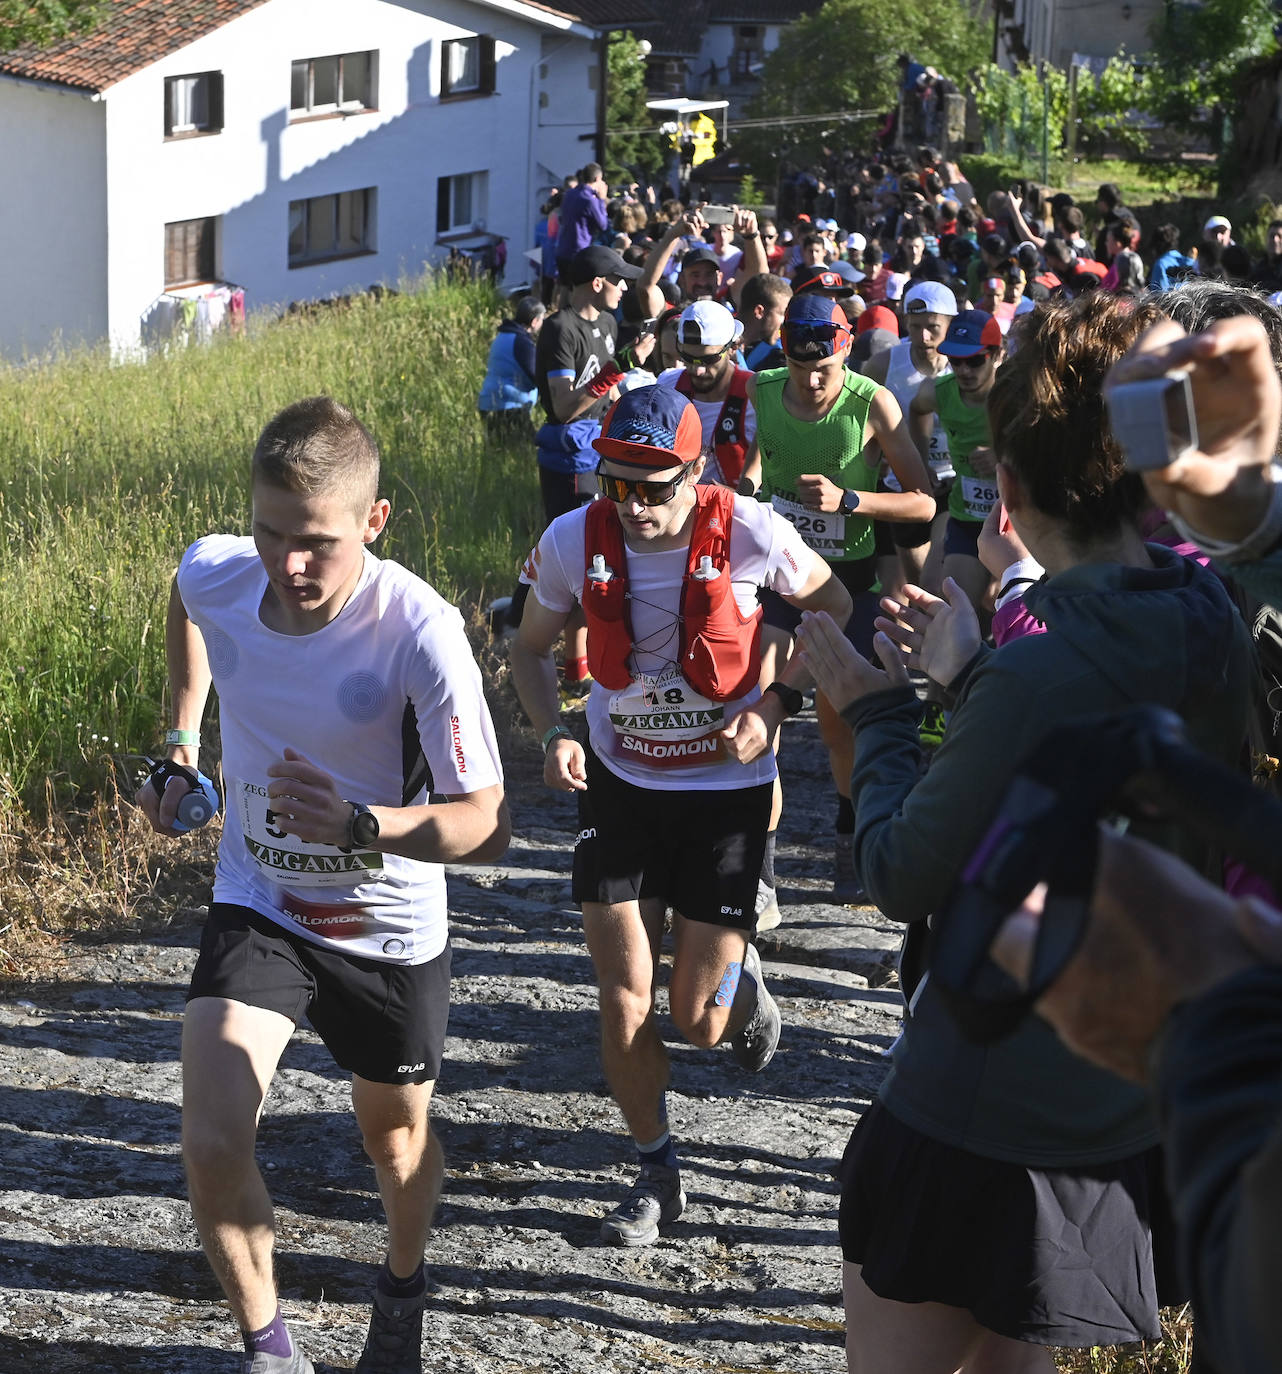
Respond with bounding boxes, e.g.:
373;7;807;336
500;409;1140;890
636;208;766;317
656;301;757;490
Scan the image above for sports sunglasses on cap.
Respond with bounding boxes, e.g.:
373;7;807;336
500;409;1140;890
595;459;694;506
781;320;852;360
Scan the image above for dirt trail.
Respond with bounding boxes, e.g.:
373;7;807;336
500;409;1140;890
0;713;904;1372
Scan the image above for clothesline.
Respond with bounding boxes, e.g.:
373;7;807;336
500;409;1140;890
142;281;247;352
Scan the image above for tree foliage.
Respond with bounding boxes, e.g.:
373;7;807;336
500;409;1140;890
605;31;666;184
737;0;987;176
0;1;109;52
1147;0;1277;131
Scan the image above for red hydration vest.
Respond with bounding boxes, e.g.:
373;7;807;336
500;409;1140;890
582;484;762;701
674;368;753;489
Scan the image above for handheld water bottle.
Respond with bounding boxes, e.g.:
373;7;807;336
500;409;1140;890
147;757;221;832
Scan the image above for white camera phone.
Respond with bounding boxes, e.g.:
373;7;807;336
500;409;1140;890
1105;371;1199;472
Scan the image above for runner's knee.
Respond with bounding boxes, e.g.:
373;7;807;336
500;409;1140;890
597;982;654;1044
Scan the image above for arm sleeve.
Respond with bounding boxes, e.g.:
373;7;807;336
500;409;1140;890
842;652;1042;922
1155;966;1282;1374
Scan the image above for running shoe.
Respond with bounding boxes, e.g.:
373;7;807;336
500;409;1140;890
754;878;781;933
731;941;781;1072
354;1284;426;1372
918;701;949;751
600;1162;686;1246
832;833;864;904
243;1349;314;1374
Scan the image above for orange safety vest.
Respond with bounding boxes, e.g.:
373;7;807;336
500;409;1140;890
582;484;762;701
674;368;753;488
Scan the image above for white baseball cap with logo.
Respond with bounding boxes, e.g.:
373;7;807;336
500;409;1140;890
903;281;959;317
677;299;744;347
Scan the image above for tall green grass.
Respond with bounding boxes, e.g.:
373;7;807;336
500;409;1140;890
0;275;541;816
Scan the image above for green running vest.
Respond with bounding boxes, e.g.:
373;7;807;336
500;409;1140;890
755;367;881;562
935;372;996;524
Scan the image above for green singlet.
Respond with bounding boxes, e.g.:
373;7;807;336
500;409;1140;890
754;367;881;562
935;372;996;524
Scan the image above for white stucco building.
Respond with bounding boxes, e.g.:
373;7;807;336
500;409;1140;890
0;0;600;360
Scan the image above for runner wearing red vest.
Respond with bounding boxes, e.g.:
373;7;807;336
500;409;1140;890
657;300;757;490
511;386;852;1249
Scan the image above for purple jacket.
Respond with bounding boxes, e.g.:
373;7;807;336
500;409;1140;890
556;184;609;261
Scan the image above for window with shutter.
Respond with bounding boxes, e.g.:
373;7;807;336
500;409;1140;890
163;72;224;138
440;36;497;98
164;217;219;287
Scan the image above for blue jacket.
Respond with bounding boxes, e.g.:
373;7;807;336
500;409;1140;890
478;321;537;412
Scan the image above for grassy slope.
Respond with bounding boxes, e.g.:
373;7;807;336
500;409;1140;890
0;275;540;817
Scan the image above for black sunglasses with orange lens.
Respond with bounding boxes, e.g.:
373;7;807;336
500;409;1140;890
596;460;693;506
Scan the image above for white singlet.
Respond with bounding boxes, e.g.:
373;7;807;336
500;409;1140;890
882;338;955;487
178;536;503;964
655;368;758;488
526;497;812;790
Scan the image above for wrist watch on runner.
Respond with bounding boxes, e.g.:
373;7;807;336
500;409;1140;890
763;681;805;717
838;489;861;517
346;802;379;848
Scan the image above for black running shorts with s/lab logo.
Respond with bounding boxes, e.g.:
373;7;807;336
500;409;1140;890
187;903;451;1084
571;746;771;930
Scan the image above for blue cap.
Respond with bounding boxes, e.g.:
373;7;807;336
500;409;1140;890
593;385;702;469
785;292;847;327
937;309;1003;358
827;259;867;286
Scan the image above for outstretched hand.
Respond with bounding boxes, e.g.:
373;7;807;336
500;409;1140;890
875;578;981;690
795;611;908;713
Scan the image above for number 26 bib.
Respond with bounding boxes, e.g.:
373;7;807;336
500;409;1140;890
770;494;846;557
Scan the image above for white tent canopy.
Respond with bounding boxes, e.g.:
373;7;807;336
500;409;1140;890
646;98;729;144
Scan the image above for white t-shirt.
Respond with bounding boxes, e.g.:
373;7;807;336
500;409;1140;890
178;535;503;964
715;245;744;279
656;368;758;487
526;498;812;790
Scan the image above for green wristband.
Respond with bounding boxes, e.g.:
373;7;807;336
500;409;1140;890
164;728;200;748
542;725;573;753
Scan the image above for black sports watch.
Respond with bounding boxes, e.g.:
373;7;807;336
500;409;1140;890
763;681;805;717
838;488;862;517
346;802;380;848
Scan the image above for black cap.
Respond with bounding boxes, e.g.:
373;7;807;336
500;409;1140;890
679;245;719;270
570;244;643;286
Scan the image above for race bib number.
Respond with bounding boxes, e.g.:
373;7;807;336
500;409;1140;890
771;494;846;556
927;423;954;479
608;667;726;769
236;779;384;888
960;474;998;519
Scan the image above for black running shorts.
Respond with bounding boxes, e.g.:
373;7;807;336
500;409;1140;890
571;747;771;930
187;903;451;1085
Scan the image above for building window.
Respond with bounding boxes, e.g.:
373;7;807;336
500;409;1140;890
288;188;376;266
436;171;487;234
440;35;496;97
164;71;224;137
290;51;377;118
165;216;219;287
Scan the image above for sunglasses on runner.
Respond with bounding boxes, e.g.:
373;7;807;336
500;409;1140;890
675;343;732;368
950;349;996;370
596;460;693;506
781;320;852;360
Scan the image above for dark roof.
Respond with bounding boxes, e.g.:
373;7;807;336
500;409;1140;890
0;0;604;93
0;0;274;92
556;0;706;54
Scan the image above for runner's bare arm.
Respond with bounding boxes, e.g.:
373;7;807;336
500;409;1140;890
870;390;937;522
909;377;937;464
263;750;509;863
722;559;852;764
511;596;588;792
136;576;213;835
861;348;892;386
